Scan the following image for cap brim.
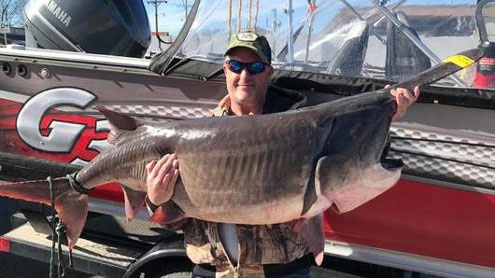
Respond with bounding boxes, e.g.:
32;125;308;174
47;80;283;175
224;46;270;64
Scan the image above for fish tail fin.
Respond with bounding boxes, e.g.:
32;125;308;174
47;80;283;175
0;177;89;249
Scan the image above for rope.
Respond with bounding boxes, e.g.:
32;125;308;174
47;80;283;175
227;0;232;39
237;0;242;32
254;0;259;31
47;175;76;278
48;176;57;278
56;222;73;277
56;223;65;277
248;0;252;30
66;172;90;195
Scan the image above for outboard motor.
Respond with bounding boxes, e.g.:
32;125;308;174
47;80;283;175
24;0;151;58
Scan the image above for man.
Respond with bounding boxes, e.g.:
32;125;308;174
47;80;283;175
145;31;419;277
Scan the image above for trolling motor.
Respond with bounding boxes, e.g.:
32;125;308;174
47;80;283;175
474;0;495;88
474;41;495;88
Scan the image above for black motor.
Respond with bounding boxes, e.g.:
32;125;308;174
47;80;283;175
24;0;151;58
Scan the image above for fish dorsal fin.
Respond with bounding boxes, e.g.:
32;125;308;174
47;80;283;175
96;106;144;144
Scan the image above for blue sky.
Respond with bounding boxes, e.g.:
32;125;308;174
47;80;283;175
143;0;476;38
144;1;191;37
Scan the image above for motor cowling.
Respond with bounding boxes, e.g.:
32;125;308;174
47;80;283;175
24;0;151;58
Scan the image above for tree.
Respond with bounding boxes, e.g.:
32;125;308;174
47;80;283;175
0;0;28;27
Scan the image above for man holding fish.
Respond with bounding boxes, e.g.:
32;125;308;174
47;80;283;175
145;31;419;278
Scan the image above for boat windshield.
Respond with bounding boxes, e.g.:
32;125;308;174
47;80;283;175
170;0;479;87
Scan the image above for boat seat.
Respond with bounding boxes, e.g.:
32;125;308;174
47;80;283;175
327;20;370;77
385;11;431;82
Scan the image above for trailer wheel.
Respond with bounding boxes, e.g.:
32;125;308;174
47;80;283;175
139;257;193;278
151;271;192;278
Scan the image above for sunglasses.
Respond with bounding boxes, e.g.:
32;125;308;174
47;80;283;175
225;60;267;75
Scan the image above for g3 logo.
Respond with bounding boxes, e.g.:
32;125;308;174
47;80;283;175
16;88;111;164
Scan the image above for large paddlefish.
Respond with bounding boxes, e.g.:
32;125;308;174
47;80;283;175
0;48;483;264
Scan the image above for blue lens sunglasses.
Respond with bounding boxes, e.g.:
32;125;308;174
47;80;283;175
225;60;267;75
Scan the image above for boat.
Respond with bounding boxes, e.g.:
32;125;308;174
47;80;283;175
0;0;494;277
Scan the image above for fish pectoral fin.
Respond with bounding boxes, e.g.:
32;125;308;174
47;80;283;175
149;201;185;225
302;156;330;218
294;214;325;266
121;186;147;222
301;172;317;216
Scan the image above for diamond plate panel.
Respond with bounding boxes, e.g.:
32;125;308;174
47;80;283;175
389;126;495;189
97;104;213;120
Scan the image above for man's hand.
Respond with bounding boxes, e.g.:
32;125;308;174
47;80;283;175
146;154;179;207
388;86;420;121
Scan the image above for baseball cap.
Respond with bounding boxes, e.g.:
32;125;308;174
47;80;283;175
224;31;272;65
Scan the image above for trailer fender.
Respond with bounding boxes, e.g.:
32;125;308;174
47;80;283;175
123;235;191;278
